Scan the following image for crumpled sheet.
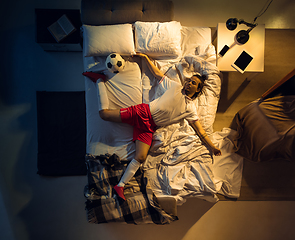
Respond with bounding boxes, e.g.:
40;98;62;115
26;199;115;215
144;126;244;204
143;55;243;204
211;128;244;199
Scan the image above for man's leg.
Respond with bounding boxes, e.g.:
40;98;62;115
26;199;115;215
96;79;109;111
114;140;150;200
83;72;109;111
99;109;122;122
93;78;122;123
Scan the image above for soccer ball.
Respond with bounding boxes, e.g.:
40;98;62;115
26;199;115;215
105;53;125;73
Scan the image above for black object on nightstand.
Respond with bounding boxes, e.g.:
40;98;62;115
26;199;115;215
35;9;82;52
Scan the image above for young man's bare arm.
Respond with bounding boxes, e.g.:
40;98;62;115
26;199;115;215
190;120;222;156
136;53;164;81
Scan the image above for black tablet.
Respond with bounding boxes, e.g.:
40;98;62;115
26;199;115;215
231;50;254;73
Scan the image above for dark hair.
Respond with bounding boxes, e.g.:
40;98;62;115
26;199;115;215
191;74;206;99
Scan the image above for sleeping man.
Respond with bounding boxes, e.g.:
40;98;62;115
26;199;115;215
85;53;221;201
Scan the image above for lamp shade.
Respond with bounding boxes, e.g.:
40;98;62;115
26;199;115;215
226;18;238;30
236;30;250;44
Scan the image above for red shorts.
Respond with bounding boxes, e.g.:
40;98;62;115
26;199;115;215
120;103;157;146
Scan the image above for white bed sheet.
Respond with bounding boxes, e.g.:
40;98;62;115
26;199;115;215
83;25;244;202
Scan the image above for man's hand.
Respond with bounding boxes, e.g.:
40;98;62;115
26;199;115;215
134;52;164;81
190;120;222;157
212;147;222;156
135;52;148;58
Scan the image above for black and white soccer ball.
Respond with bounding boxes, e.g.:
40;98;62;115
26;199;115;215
105;53;125;73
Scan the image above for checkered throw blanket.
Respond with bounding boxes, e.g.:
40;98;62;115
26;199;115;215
84;154;178;224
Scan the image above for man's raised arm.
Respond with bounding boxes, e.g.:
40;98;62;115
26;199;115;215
136;53;164;81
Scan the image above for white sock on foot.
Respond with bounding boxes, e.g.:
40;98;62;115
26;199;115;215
97;79;109;111
117;159;141;187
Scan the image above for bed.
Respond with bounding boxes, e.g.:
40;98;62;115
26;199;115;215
81;0;243;224
232;68;295;163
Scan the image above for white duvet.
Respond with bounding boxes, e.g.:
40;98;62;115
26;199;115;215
142;56;243;203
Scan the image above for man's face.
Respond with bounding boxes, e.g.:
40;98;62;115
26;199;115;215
183;76;202;96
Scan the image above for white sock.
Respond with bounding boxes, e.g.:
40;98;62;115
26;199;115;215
96;79;109;111
117;159;141;187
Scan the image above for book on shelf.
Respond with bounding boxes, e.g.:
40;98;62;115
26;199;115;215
47;14;76;42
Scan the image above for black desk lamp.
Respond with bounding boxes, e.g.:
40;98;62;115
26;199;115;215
226;18;258;44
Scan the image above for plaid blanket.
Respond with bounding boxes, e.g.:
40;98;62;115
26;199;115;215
84;154;178;224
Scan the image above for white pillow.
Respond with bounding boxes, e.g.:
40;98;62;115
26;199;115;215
134;21;182;58
181;26;212;56
83;24;136;57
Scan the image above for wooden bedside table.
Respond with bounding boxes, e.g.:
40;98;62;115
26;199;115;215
35;9;82;52
216;23;265;74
